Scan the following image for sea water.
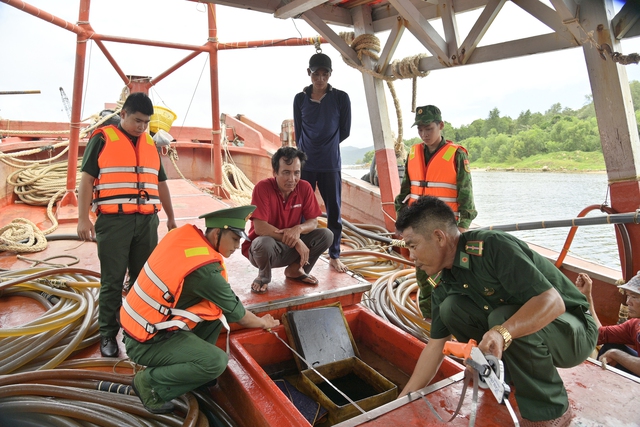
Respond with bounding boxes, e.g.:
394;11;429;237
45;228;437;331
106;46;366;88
342;168;621;271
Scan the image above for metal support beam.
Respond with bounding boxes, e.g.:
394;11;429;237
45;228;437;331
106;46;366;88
387;0;450;66
580;0;640;278
440;0;460;64
611;0;640;39
352;5;399;232
549;0;584;43
275;0;326;19
457;0;506;64
302;9;361;66
512;0;578;43
58;0;92;216
377;17;405;74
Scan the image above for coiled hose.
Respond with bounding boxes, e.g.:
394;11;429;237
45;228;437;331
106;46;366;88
0;266;235;426
0;267;102;373
318;217;431;341
0;368;230;427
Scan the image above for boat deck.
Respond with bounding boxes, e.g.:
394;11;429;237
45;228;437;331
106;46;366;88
2;178;640;426
0;178;370;356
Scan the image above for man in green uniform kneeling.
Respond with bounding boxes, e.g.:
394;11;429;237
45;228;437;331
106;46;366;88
120;205;279;414
396;196;597;427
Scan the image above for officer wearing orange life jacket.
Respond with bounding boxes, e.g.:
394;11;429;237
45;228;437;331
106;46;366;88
121;205;279;414
394;105;477;319
77;92;177;358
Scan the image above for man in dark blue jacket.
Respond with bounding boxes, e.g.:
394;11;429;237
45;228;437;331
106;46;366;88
293;52;351;273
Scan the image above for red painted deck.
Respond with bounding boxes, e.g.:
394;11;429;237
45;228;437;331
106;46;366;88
0;178;369;356
2;178;640;426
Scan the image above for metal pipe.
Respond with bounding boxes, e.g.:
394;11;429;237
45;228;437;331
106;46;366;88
217;37;325;50
0;0;85;36
479;211;640;231
59;0;92;209
0;90;41;95
208;4;225;197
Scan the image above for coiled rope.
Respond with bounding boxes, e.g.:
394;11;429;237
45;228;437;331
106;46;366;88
164;125;255;206
0;90;129;253
0;159;82;252
335;32;430;160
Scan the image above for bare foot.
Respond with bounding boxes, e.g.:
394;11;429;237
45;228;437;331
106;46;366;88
330;258;348;273
284;263;305;278
251;278;268;294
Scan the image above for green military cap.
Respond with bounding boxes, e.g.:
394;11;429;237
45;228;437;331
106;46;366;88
199;205;256;240
412;105;442;127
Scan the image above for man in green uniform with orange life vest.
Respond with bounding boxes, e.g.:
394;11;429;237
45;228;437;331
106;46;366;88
394;105;477;319
120;205;280;414
77;92;177;358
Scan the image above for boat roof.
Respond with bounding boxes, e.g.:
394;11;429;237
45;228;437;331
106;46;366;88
201;0;640;73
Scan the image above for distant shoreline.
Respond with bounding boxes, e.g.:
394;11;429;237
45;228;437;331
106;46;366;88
471;167;606;174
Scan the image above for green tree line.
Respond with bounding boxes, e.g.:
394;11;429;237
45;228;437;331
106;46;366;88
358;80;640;165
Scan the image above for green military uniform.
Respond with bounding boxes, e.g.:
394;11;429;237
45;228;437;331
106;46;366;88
124;262;246;402
431;229;597;421
124;206;255;413
395;106;477;318
81;128;168;338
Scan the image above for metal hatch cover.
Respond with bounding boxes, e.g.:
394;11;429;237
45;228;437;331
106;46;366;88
283;304;359;371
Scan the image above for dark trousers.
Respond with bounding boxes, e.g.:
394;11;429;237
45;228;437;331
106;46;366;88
439;295;598;421
95;213;159;337
248;228;333;283
124;320;227;401
301;170;343;259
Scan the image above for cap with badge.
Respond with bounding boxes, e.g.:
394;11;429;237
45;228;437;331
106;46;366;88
618;272;640;295
412;105;442;127
309;53;332;72
199;205;256;240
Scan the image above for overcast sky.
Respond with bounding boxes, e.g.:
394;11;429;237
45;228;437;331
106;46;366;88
1;0;639;148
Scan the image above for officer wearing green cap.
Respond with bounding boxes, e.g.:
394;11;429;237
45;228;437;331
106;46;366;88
394;105;477;319
120;205;279;414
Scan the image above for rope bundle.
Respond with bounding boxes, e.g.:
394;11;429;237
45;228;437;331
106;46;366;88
338;32;431;160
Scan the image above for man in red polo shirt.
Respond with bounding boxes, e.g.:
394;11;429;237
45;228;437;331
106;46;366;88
242;147;333;293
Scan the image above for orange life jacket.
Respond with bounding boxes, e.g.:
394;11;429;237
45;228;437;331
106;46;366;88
120;225;228;344
92;125;162;214
405;140;466;217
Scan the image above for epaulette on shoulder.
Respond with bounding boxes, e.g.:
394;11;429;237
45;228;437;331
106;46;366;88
464;240;483;256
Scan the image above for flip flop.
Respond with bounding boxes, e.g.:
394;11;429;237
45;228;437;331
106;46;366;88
286;274;319;286
251;278;268;294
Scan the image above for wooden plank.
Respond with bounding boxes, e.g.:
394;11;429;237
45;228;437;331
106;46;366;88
612;0;640;39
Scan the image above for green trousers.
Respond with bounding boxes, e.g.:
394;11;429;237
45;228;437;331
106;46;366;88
95;213;159;337
439;295;597;421
124;321;228;402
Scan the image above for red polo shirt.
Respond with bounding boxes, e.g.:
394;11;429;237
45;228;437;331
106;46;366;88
598;317;640;354
242;177;322;258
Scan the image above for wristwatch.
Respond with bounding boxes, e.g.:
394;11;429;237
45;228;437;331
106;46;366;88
491;325;512;351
